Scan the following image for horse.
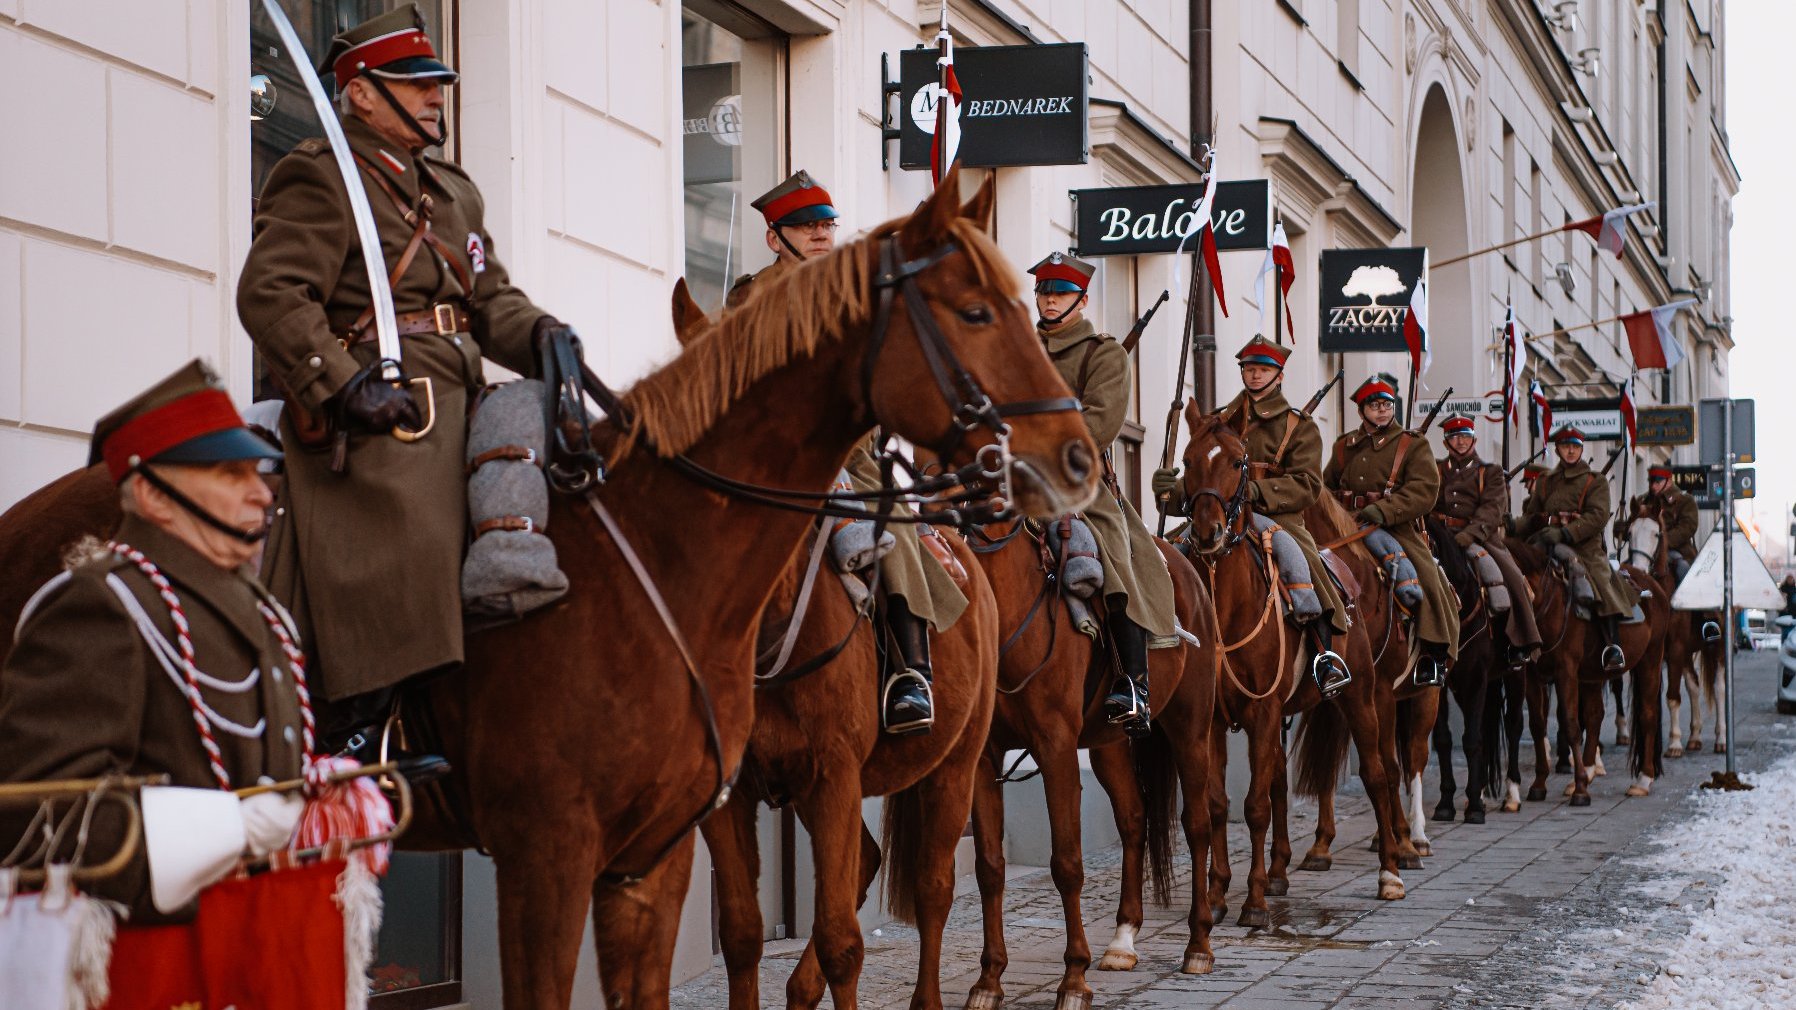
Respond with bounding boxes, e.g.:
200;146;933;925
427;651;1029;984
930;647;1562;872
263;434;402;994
960;510;1217;1007
0;171;1103;1010
1619;512;1726;756
1174;408;1410;928
661;277;1001;1010
1423;514;1500;824
0;465;120;663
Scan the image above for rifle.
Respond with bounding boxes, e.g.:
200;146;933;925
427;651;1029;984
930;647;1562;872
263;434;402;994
1156;274;1204;534
1503;444;1549;482
1303;368;1345;416
1413;387;1454;435
1120;289;1172;354
1600;446;1625;478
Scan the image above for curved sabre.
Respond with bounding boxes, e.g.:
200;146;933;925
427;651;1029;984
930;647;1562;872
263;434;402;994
260;0;401;384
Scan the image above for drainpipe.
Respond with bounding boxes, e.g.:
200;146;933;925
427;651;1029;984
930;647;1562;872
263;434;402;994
1190;0;1216;411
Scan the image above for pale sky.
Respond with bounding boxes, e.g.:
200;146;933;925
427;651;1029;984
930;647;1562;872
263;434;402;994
1719;4;1788;565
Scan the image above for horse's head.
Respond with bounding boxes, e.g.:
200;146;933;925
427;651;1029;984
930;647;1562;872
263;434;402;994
1177;402;1251;554
1624;512;1664;573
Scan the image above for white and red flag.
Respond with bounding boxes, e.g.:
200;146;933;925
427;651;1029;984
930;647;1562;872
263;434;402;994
1255;220;1294;338
1621;298;1696;371
929;7;962;188
1503;299;1525;426
1529;379;1552;439
1189;167;1228;316
1402;279;1429;379
1564;201;1653;258
1619;375;1638;451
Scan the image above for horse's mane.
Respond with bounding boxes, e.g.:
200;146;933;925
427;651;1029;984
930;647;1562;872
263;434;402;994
1306;493;1358;543
614;216;1016;462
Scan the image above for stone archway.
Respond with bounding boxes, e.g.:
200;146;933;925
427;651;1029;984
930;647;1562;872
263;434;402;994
1412;84;1471;392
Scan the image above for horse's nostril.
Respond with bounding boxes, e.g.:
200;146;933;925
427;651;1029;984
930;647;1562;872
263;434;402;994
1063;441;1094;484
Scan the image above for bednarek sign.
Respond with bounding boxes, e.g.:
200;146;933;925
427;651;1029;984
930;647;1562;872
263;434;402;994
898;43;1088;169
1071;180;1272;256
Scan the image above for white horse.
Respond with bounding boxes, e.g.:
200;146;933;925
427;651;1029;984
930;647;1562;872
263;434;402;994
1623;516;1726;756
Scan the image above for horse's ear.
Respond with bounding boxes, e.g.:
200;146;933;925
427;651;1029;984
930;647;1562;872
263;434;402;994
1183;397;1205;430
670;278;710;347
899;163;963;253
959;174;996;231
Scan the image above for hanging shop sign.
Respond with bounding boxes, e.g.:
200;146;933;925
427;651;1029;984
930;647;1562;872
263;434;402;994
1070;180;1271;256
1545;397;1624;441
681;62;741;186
896;43;1088;169
1317;247;1429;354
1437;392;1507;422
1633;405;1696;446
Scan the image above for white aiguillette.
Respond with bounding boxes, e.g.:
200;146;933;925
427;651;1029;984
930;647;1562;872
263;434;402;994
142;786;245;914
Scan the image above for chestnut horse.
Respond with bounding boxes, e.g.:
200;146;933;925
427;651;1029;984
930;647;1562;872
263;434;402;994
962;516;1215;1007
1173;408;1409;926
1618;512;1726;756
0;173;1102;1010
664;278;1001;1010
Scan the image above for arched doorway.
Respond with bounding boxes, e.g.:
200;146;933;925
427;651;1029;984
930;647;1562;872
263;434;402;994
1411;85;1471;395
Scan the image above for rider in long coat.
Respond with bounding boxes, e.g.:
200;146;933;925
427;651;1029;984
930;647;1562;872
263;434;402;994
728;171;967;735
236;6;561;741
1325;374;1458;686
1433;414;1543;661
1155;335;1350;696
0;361;306;922
1029;253;1177;736
1616;464;1700;581
1516;426;1634;671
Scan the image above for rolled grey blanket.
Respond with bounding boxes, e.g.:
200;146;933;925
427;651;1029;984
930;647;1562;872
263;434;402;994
1463;543;1512;612
1047;516;1104;599
828;469;896;573
1249;514;1321;622
464;380;569;625
1364;527;1424;610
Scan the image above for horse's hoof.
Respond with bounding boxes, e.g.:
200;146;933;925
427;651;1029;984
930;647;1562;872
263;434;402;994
1688;740;1704;752
1210;903;1227;922
1556;759;1573;774
1502;799;1521;813
1715;742;1728;755
1625;785;1649;797
1095;950;1138;972
1238;906;1270;929
1378;870;1406;900
964;990;1004;1010
1399;854;1424;870
1563;782;1577;797
1666;745;1684;758
1055;991;1093;1010
1465;808;1486;825
1266;877;1289;897
1181;952;1215;975
1569;793;1592;808
1297;855;1331;872
1432;804;1456;822
1527;786;1548;802
1614;733;1631;747
1626;775;1654;797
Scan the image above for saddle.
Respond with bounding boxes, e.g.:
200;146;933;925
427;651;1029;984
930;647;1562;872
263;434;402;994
1318;548;1361;601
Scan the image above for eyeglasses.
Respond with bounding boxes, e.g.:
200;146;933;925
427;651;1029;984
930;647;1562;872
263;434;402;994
785;220;839;236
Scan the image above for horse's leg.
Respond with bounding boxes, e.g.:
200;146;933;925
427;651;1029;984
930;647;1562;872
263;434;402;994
1555;676;1574;775
1267;740;1292;897
784;774;867;1010
1461;675;1488;824
1339;680;1405;900
1579;680;1606;797
1432;684;1459;822
967;751;1010;1009
1206;721;1232;920
1627;657;1664;796
1299;764;1336;871
1237;700;1279;928
1666;648;1687;757
1089;741;1146;972
1501;672;1524;811
1689;646;1710;751
700;791;765;1010
488;826;604;1009
1404;692;1438;857
1526;670;1552;801
1169;719;1216;974
1036;742;1096;1009
1383;695;1423;868
1610;675;1629;746
1562;670;1591;805
588;834;697;1010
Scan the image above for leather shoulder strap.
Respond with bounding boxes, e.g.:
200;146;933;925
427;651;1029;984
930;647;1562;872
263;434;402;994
1384;432;1417;492
1577;473;1598;511
1271;412;1300;463
1074;338;1104;393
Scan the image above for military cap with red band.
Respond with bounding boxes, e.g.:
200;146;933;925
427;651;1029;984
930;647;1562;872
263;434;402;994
1351;374;1401;405
1441;414;1476;437
1550;426;1586;446
1236;334;1291;370
1028;251;1097;293
1648;465;1673;480
91;360;282;483
321;3;458;87
752;170;838;228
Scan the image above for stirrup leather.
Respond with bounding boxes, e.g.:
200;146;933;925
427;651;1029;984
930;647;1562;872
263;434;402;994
881;668;935;734
1312;650;1350;699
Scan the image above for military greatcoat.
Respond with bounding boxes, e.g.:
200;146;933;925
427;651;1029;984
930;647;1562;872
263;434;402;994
0;517;307;920
1041;319;1176;636
238;115;551;699
1625;486;1700;562
1215;388;1349;634
1325;424;1460;659
1436;451;1543;647
1519;461;1635;617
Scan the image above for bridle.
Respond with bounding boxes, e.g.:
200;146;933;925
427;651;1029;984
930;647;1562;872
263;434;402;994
1179;448;1254;556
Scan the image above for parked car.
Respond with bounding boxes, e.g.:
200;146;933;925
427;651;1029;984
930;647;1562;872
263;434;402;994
1777;616;1796;715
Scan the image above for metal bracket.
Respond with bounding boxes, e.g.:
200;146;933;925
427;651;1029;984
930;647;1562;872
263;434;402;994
880;52;904;170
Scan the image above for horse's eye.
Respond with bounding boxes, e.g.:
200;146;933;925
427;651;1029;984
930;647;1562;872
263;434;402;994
958;303;994;325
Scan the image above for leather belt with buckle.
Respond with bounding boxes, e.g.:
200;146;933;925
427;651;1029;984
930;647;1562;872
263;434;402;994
341;302;471;347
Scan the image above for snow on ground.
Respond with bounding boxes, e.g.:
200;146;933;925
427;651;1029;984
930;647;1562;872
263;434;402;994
1617;749;1796;1010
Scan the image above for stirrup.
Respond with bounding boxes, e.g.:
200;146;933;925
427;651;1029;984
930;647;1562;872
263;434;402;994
1601;644;1626;672
1700;621;1722;644
1104;677;1150;731
881;668;935;736
1312;650;1350;699
1412;655;1447;688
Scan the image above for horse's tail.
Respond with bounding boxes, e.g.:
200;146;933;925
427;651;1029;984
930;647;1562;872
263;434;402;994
1482;678;1507;798
1292;700;1349;799
1629;663;1660;780
879;783;927;924
1132;725;1179;907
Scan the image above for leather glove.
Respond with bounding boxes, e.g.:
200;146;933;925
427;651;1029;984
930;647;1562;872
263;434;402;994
330;364;422;434
1151;466;1181;498
1453;531;1474;548
1355;505;1384;527
239;789;305;857
1530;527;1566;549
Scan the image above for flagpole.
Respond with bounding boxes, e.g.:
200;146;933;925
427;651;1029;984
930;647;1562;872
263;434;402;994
1501;321;1513;474
1272;233;1284;347
1433;223;1577;270
1405;360;1418;429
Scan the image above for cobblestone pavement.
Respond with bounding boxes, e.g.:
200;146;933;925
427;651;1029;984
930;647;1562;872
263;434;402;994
671;651;1793;1009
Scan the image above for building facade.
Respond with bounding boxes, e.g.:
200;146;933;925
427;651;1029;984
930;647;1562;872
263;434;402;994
0;0;1735;1004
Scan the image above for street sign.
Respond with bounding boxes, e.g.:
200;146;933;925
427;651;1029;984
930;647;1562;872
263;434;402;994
1698;398;1755;465
1676;465;1755;505
1317;247;1428;354
1546;397;1624;441
1670;465;1710;498
898;44;1088;169
1634;405;1695;446
1672;528;1783;610
1439;393;1506;422
1072;180;1271;256
1732;467;1756;500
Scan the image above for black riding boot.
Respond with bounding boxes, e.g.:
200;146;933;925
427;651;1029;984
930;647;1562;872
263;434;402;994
1103;614;1152;738
1309;623;1351;699
1413;642;1449;687
1600;615;1626;672
882;599;935;735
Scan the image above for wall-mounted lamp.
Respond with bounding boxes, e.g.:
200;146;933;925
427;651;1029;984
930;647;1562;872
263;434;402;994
1554;262;1577;298
1570;47;1600;77
1592;151;1619;167
1560;101;1594;123
1548;0;1580;32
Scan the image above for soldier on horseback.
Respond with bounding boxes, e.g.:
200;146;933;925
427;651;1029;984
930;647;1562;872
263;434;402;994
1617;465;1699;582
1029;252;1178;736
1517;427;1635;671
236;5;565;751
729;171;967;735
1433;414;1543;662
1325;374;1458;687
1154;335;1351;697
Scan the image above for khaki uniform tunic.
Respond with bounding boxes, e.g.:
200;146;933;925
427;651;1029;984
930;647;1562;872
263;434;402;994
238;116;549;699
1215;388;1349;634
1040;319;1176;635
1624;487;1700;562
1518;461;1635;617
1436;452;1542;647
1325;424;1460;659
0;517;307;921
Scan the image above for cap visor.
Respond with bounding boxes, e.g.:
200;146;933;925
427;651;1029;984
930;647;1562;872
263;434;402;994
1035;280;1084;294
153;427;284;466
368;57;459;83
776;204;838;226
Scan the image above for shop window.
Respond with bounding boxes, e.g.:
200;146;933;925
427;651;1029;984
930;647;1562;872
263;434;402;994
681;3;788;313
